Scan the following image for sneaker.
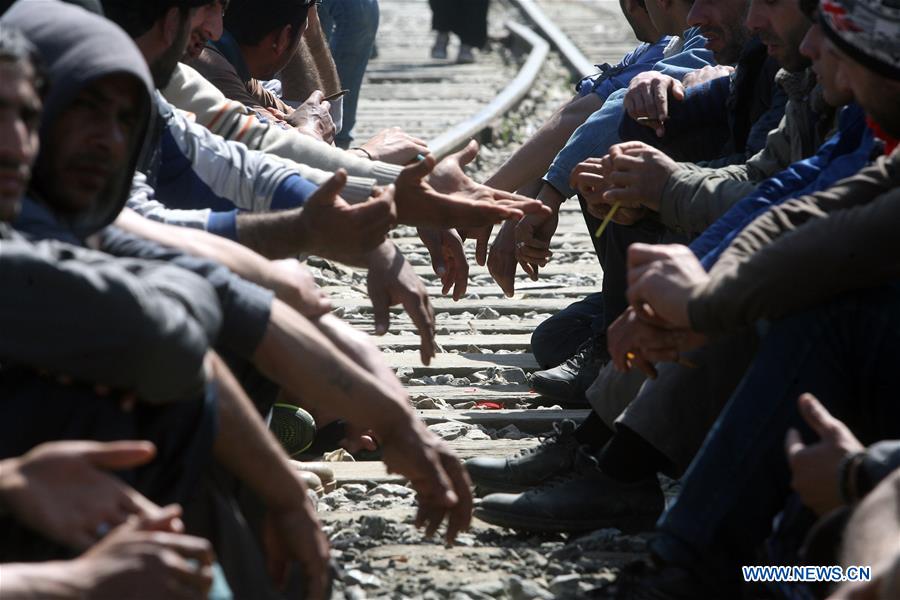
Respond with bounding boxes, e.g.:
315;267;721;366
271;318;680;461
474;447;664;533
531;335;608;406
431;32;449;59
465;420;581;494
456;44;475;64
269;404;317;457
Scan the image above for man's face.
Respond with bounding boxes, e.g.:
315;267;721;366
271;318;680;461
831;39;900;138
799;22;852;106
747;0;811;72
34;74;141;215
185;1;226;59
150;7;193;88
0;60;40;221
687;0;751;65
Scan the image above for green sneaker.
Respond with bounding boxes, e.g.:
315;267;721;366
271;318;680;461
268;404;317;457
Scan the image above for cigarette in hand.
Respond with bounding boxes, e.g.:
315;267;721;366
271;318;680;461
594;201;622;238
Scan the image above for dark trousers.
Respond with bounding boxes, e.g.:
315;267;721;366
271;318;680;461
430;0;490;48
656;285;900;592
0;372;215;561
530;196;675;368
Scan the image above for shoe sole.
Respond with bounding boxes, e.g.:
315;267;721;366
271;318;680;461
474;506;658;534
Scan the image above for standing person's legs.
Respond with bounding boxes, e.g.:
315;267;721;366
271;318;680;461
429;0;452;58
319;0;380;148
457;0;489;48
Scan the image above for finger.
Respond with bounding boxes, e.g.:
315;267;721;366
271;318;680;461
798;393;844;441
518;257;536;280
572;172;607;194
785;427;805;461
652;80;668;123
671;80;685;102
631;353;658;379
626;242;680;271
137;505;184;533
145;532;215;567
441;455;473;542
306;90;325;103
407;154;437;183
446;235;469;301
162;551;215;594
603;187;646;209
474;227;491;266
81;440;157;470
517;247;552;263
406;294;436;365
369;285;392;336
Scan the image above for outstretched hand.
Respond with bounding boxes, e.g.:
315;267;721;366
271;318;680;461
380;418;473;544
366;241;437;365
393;143;550;229
430;141;552;264
298;170;396;260
418;227;469;300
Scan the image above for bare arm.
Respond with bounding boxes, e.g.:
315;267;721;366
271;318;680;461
485;94;603;193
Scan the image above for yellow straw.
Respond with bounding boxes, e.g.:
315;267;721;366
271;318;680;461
594;201;622;238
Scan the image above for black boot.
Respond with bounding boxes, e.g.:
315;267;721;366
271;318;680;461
530;335;608;407
465;420;581;494
474;447;663;533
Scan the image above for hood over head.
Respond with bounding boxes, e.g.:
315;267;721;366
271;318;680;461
2;0;152;239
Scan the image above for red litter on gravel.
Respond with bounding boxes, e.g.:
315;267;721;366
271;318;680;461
474;401;503;410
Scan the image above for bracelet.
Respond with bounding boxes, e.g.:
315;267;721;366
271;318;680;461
838;451;866;505
351;146;374;161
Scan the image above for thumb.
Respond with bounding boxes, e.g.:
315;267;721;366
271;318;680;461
453;139;480;167
406;154;436;182
798;393;845;441
83;440;157;470
306;90;325;104
369;284;392;336
784;427;805;462
671;80;685;102
307;170;347;206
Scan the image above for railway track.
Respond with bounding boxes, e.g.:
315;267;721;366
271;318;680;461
310;2;645;597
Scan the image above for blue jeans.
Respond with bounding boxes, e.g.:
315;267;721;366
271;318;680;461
319;0;380;148
655;284;900;592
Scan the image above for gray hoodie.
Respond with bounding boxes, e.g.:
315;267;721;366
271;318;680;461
6;0;273;361
0;1;223;403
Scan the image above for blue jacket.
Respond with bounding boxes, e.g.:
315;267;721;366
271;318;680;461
692;103;876;267
545;28;714;197
619;39;785;165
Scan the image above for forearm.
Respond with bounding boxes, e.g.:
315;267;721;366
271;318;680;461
0;562;81;599
486;95;599;193
313;313;405;394
281;40;326;103
304;11;340;94
208;353;309;507
253;300;414;433
235;208;309;259
117;209;275;290
235;209;369;265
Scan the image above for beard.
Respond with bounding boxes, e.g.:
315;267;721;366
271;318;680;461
149;17;191;89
